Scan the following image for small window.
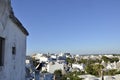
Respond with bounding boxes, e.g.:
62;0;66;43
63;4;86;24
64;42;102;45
0;37;5;66
12;47;16;55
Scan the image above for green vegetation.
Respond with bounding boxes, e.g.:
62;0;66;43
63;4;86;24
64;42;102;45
102;56;119;63
62;71;83;80
54;70;62;80
66;58;75;64
57;56;120;78
115;70;120;74
54;70;83;80
104;69;117;75
78;59;102;64
85;64;104;77
103;69;120;76
77;59;88;64
31;54;120;79
54;70;62;76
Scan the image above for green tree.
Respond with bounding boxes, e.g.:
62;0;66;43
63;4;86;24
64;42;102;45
78;59;102;65
54;70;62;80
115;70;120;74
79;59;88;64
85;64;104;76
101;56;110;63
54;70;62;76
110;57;119;63
104;69;117;75
85;64;94;75
65;72;82;80
61;75;67;80
66;58;75;64
93;64;104;76
102;56;119;63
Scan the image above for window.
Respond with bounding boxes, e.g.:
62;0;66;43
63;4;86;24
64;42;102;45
0;37;5;66
12;47;16;55
12;46;16;60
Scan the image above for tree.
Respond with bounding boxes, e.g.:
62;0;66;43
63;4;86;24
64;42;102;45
93;64;104;76
78;59;88;64
54;70;62;80
65;72;82;80
104;69;117;75
110;57;119;63
66;58;75;64
85;64;94;75
102;56;119;63
85;64;104;77
78;59;102;65
54;70;62;76
101;56;110;63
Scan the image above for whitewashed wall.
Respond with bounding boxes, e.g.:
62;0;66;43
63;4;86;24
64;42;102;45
47;62;64;73
0;0;27;80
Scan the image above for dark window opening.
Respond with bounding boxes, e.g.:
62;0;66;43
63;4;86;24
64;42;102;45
0;37;5;66
12;47;16;55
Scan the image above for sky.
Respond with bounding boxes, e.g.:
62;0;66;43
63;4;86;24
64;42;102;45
11;0;120;54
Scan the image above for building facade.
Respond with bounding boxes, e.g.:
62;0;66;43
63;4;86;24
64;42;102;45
0;0;29;80
47;62;65;73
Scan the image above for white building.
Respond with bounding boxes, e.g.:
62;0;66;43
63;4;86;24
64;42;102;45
79;74;120;80
33;54;51;63
0;0;29;80
72;63;85;71
104;55;114;58
106;62;117;70
47;62;65;73
50;54;57;60
79;75;100;80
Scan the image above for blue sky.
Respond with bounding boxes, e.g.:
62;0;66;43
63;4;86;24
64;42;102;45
11;0;120;54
